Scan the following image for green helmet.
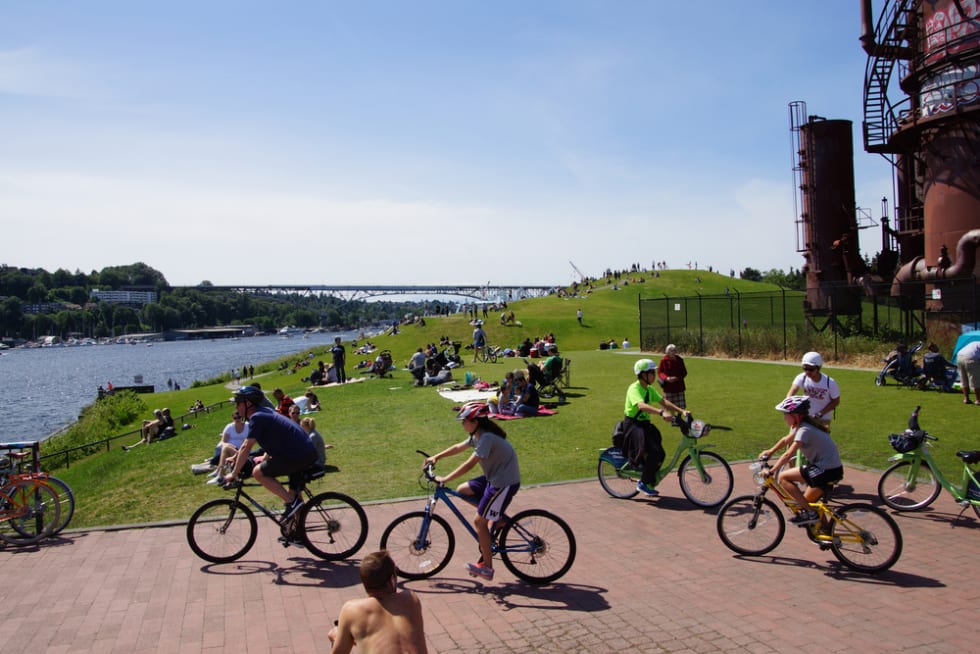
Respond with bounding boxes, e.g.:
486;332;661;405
634;359;657;376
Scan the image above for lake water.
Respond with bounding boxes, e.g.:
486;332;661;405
0;331;358;444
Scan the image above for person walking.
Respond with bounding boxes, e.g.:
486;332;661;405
576;308;583;325
472;321;487;363
955;339;980;405
786;352;840;432
657;344;688;409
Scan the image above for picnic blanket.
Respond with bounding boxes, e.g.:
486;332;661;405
437;388;497;403
493;408;557;419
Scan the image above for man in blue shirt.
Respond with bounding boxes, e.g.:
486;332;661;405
224;386;317;518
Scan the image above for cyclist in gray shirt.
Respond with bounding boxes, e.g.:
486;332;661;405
423;401;520;582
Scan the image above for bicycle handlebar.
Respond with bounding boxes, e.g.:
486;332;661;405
416;449;439;484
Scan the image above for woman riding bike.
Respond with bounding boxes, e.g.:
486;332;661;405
760;396;843;525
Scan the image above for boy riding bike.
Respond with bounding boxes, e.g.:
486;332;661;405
760;396;843;525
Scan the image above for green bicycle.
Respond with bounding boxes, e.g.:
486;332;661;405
877;406;980;519
597;413;733;507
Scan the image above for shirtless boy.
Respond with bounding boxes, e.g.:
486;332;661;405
328;550;427;654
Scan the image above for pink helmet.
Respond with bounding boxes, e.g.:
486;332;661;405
457;401;491;421
775;395;811;415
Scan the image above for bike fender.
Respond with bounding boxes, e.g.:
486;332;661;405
599;447;628;467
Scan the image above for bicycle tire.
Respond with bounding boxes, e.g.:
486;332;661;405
0;479;60;546
829;503;903;573
597;458;640;499
186;499;257;563
43;476;76;536
380;511;455;580
716;494;785;556
300;491;369;561
488;350;498;363
499;509;576;585
877;460;941;511
677;451;733;508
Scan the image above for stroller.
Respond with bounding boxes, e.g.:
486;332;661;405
875;342;925;387
366;350;394;378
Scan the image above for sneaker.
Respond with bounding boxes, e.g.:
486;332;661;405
206;476;221;485
466;562;495;581
636;482;659;496
283;495;304;520
789;509;819;526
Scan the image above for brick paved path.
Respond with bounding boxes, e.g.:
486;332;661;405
1;465;977;653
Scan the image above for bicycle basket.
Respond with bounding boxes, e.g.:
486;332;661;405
888;430;923;454
689;419;708;438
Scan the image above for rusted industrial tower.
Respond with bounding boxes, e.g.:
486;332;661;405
861;0;980;335
790;102;868;331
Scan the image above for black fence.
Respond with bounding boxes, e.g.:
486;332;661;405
639;279;979;358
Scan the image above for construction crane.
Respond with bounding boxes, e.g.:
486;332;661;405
569;261;587;283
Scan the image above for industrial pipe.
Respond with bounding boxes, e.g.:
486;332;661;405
891;229;980;290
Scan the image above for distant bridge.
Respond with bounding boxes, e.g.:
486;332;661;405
190;284;558;302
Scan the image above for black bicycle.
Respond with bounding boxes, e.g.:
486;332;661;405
186;466;368;564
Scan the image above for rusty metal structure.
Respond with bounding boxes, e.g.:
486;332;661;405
789;103;869;329
860;0;980;335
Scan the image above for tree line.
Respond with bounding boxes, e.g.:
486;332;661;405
0;262;445;341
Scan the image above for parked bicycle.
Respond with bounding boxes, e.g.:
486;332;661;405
186;465;368;563
597;413;733;507
877;406;980;519
0;441;75;537
477;344;500;364
0;465;61;547
379;451;576;584
717;458;903;573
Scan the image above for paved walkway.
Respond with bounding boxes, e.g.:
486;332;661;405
2;465;977;653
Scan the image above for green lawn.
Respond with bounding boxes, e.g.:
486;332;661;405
46;270;979;529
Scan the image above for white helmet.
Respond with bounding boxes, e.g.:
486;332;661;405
801;351;823;368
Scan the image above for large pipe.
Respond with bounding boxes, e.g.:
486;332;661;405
891;229;980;290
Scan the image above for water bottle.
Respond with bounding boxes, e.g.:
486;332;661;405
748;461;765;486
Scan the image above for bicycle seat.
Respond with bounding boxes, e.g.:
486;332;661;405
956;451;980;465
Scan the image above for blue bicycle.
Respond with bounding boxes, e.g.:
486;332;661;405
379;451;576;585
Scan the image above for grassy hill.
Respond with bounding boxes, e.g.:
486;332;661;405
46;270;976;530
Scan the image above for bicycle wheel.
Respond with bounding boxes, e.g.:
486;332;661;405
829;504;903;573
380;511;455;580
0;480;61;546
877;460;941;511
678;451;733;508
300;492;369;561
597;458;640;499
499;509;576;585
488;348;498;364
43;476;76;535
716;495;785;556
186;499;257;563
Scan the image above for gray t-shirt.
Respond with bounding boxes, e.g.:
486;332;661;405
470;431;520;488
794;423;842;471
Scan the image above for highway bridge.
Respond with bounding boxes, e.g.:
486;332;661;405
191;284;558;302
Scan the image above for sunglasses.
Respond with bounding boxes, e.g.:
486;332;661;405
232;414;241;420
802;365;816;372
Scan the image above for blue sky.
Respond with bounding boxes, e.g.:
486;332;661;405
0;1;894;287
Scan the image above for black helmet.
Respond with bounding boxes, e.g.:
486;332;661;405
233;385;265;406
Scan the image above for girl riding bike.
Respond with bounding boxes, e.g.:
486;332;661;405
760;396;843;526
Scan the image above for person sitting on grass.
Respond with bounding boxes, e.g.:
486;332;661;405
123;408;175;451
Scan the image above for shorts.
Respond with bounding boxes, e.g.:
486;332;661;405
801;464;844;492
466;476;520;522
258;451;317;490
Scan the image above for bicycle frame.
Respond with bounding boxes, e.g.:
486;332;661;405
886;440;980;504
416;483;503;552
753;464;867;548
600;422;718;485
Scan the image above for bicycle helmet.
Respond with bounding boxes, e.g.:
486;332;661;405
634;359;657;376
775;395;811;415
801;351;823;368
457;401;491;421
233;385;266;406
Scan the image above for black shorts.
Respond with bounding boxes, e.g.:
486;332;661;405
259;452;317;490
801;465;844;491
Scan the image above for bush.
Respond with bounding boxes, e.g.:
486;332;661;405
40;392;147;467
